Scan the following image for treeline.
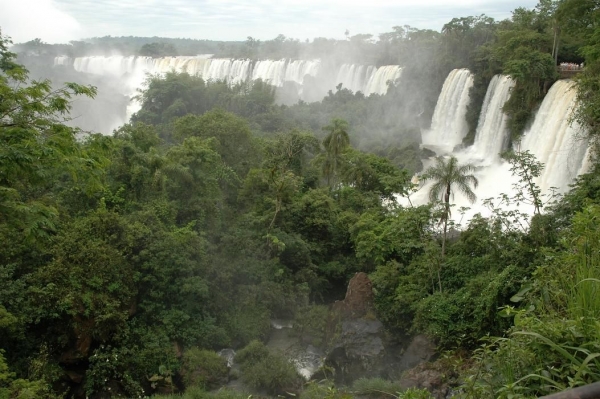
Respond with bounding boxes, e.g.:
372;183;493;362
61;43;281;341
12;1;594;143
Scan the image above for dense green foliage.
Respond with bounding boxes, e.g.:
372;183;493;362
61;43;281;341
4;0;600;397
235;341;303;395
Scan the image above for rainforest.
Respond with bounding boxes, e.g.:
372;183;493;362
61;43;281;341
2;0;600;398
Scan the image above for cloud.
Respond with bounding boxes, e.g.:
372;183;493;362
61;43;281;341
0;0;83;43
2;0;539;43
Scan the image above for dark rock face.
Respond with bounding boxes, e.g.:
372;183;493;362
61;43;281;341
399;334;436;371
400;363;450;399
331;272;374;319
324;272;438;385
325;273;388;383
326;318;386;383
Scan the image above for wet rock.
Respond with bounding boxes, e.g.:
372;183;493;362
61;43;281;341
326;273;389;383
60;318;95;364
399;334;436;370
326;318;386;383
331;272;374;319
324;273;438;384
400;363;449;399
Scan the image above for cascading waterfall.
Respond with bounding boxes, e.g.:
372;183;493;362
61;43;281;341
364;65;403;96
334;64;376;93
410;71;589;222
334;64;402;95
422;69;474;152
54;56;403;127
56;55;322;88
519;80;589;194
56;55;323;122
471;75;514;161
285;60;321;85
55;56;404;98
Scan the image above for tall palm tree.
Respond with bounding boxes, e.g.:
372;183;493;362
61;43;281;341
321;118;350;188
422;156;479;291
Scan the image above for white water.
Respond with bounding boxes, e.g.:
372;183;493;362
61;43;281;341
471;75;514;162
334;64;402;95
267;320;323;380
55;56;322;104
409;74;589;223
54;56;403;132
422;69;474;153
519;80;589;194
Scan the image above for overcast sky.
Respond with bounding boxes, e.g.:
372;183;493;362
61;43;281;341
1;0;539;44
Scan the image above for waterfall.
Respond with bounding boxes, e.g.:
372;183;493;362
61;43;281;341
56;56;402;98
410;73;589;222
53;55;401;132
57;55;322;88
472;75;514;161
334;64;402;95
364;65;403;96
519;80;589;194
285;59;322;85
335;64;376;93
423;69;474;152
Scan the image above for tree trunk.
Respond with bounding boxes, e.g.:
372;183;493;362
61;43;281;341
438;184;451;292
439;215;447;293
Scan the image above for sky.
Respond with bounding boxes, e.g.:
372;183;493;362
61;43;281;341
0;0;540;44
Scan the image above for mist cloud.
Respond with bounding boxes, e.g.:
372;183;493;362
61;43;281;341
0;0;83;43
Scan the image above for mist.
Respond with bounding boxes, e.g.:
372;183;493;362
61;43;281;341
0;0;83;43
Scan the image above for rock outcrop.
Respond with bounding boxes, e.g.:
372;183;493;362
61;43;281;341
325;273;388;383
324;272;438;385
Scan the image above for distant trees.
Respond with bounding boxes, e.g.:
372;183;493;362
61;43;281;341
139;41;178;57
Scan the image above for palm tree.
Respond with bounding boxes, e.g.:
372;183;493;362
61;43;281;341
422;156;479;291
321;118;350;188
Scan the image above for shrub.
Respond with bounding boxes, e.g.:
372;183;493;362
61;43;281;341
292;305;329;346
234;340;270;366
181;347;228;390
150;386;250;399
352;377;404;398
300;381;354;399
235;341;303;395
398;387;434;399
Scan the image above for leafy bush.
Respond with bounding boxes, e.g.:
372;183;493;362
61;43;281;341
150;386;250;399
85;345;145;397
180;348;228;390
292;305;329;346
352;377;404;398
398;387;434;399
235;341;303;394
458;206;600;398
233;340;270;366
0;351;57;399
413;267;519;349
300;381;353;399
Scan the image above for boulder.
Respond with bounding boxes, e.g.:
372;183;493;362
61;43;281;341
331;272;374;319
399;334;436;370
400;363;450;399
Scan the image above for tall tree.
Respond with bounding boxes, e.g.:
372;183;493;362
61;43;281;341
320;118;350;189
422;156;479;291
0;29;98;240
